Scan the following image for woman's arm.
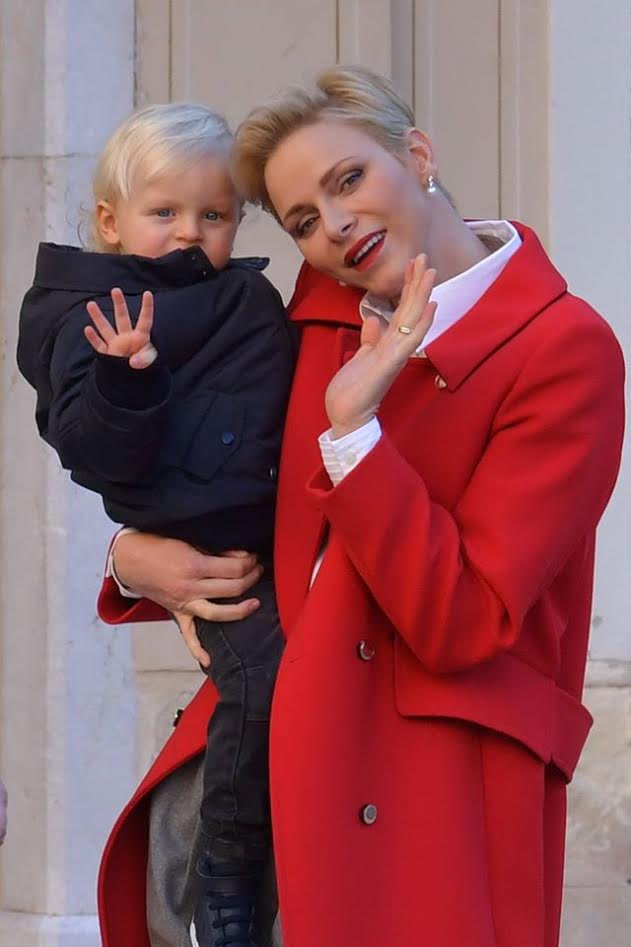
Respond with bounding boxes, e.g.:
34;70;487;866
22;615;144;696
312;314;625;673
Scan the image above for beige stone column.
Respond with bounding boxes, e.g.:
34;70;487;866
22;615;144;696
548;1;631;942
0;2;138;943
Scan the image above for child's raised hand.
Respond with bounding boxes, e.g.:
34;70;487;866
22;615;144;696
85;288;157;369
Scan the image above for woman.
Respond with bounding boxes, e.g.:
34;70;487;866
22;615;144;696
97;67;624;947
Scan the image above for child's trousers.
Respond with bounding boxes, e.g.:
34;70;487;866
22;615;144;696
195;573;284;862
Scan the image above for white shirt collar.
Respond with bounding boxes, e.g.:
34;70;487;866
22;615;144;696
359;220;522;352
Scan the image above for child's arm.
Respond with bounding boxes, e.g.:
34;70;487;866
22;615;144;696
48;290;171;482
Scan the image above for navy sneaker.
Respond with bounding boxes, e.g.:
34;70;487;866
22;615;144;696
191;858;260;947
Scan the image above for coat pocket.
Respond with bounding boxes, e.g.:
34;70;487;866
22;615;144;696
393;638;592;782
162;390;244;481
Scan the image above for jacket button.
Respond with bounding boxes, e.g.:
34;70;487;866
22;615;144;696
356;640;376;661
221;431;235;446
172;708;184;728
434;374;447;390
359;804;378;825
269;465;277;480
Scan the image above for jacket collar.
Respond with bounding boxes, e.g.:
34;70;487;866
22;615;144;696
289;223;567;390
33;242;268;294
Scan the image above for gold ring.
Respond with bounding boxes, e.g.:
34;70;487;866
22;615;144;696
398;325;413;335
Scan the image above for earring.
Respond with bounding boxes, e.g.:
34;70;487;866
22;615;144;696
426;175;437;194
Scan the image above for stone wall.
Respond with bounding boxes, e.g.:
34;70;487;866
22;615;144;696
0;1;628;944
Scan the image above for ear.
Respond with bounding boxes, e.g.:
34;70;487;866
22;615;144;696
404;128;438;189
95;200;122;249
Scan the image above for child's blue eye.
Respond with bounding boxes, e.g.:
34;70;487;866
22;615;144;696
155;208;173;218
205;211;221;221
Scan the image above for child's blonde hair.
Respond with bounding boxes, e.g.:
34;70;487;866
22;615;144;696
233;65;424;218
89;102;233;251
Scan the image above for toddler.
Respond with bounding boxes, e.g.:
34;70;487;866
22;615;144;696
17;103;294;947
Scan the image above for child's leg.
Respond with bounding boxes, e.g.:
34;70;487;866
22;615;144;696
196;576;284;863
192;575;284;946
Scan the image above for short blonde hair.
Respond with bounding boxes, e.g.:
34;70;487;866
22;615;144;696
89;102;233;251
233;66;417;216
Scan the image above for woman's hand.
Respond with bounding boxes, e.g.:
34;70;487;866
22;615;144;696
113;532;263;668
85;288;158;369
325;254;437;438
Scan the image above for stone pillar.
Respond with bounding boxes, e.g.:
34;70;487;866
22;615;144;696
548;0;631;942
0;2;138;943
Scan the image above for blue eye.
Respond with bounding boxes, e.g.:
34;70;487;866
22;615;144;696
341;169;363;190
155;208;173;218
296;215;317;238
204;211;221;221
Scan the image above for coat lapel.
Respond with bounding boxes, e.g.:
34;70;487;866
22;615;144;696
275;271;363;633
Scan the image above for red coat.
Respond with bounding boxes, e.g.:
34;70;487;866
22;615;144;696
97;224;624;946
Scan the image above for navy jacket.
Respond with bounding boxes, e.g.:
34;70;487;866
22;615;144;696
17;243;296;553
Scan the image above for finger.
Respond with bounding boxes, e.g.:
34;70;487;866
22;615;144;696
129;342;158;370
135;290;155;340
190;551;261;581
360;314;385;349
172;611;212;669
84;324;108;354
110;287;133;335
183;569;264;602
184;597;261;624
86;300;116;342
394;262;436;334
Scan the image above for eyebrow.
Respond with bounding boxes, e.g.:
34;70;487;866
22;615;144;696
281;156;357;228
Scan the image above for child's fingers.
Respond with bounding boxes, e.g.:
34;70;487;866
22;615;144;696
135;291;154;340
129;342;158;370
86;300;115;341
110;287;133;335
84;324;108;354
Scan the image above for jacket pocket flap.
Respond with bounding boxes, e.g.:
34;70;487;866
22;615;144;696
162;391;244;480
393;639;592;782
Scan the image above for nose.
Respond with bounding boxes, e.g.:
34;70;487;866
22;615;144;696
176;215;202;243
320;202;355;243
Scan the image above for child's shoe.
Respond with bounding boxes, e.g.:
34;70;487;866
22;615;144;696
190;857;261;947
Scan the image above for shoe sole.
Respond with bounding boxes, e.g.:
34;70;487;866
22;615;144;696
189;918;200;947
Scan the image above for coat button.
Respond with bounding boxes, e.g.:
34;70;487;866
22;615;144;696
269;465;277;480
172;708;184;728
434;374;447;389
359;803;378;825
356;640;376;661
221;431;235;446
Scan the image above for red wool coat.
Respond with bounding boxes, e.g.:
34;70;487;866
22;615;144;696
97;224;624;947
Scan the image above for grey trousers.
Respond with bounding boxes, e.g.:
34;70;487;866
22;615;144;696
146;753;282;947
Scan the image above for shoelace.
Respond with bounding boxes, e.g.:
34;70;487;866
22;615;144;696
208;892;255;947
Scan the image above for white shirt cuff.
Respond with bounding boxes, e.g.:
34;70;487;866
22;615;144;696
319;417;382;486
105;527;142;599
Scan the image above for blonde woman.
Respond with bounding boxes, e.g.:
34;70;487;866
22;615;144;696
98;68;623;947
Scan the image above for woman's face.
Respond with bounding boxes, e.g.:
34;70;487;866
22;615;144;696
264;120;433;301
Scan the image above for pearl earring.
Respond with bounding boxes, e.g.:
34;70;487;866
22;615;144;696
426;175;437;194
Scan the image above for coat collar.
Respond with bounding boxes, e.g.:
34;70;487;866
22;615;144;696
289;223;567;390
33;242;269;294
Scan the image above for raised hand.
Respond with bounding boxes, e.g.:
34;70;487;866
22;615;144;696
85;288;157;369
325;254;437;438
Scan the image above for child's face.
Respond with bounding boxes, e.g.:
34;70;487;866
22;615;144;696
99;154;241;268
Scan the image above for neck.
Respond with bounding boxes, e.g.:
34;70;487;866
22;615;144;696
425;199;491;285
